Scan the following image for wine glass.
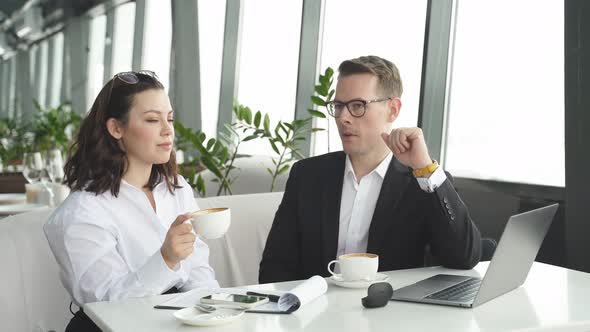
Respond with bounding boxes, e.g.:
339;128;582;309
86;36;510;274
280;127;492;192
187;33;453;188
22;152;44;184
46;149;65;183
22;152;54;206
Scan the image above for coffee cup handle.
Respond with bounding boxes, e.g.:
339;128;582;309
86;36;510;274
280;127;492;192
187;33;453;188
327;260;339;276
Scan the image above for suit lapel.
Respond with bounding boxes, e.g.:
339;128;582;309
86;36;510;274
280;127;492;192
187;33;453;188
366;157;412;254
321;152;346;266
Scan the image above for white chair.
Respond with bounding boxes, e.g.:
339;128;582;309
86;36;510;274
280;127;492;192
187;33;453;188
196;191;283;287
0;208;71;332
0;191;283;331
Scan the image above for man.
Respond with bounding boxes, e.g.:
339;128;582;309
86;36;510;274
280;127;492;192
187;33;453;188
259;55;481;284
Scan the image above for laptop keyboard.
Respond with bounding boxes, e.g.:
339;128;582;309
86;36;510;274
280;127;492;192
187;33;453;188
425;277;482;302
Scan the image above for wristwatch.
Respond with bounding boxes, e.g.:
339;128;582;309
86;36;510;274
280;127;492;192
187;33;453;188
412;160;439;177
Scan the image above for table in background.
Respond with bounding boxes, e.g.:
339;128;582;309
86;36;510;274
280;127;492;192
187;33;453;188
85;262;590;332
0;193;46;218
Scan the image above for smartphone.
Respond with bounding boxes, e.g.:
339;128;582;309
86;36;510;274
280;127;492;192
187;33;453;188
200;293;269;308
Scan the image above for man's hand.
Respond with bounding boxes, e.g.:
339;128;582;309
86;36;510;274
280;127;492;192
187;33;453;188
381;127;432;169
161;214;196;269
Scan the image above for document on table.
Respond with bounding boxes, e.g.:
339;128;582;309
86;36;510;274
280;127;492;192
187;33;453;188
155;275;328;314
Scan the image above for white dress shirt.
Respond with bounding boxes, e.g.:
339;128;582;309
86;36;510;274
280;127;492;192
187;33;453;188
336;154;447;257
44;176;219;305
337;154;393;257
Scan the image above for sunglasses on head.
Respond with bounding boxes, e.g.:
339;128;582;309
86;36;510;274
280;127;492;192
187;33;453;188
105;70;158;108
113;70;157;84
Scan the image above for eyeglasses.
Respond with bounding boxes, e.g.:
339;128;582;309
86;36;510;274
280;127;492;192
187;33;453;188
326;97;392;118
105;70;158;108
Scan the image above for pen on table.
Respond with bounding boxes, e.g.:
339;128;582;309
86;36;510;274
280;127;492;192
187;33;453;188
246;291;280;302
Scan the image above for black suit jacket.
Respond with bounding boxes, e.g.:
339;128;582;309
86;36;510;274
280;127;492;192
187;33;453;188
259;151;481;284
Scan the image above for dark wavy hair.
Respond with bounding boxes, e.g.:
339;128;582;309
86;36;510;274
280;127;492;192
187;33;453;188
64;72;180;196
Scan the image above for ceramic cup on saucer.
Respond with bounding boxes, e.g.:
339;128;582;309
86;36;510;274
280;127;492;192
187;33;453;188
327;253;379;281
190;207;231;240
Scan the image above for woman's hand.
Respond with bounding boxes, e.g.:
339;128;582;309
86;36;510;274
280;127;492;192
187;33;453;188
161;214;196;269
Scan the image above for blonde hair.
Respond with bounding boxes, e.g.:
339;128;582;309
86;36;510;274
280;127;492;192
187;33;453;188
338;55;403;98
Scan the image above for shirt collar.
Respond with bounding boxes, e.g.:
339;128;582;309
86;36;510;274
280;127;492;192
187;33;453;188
344;152;393;181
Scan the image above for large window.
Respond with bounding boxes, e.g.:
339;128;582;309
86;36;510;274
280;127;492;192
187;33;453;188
444;0;564;187
198;0;226;139
87;14;106;108
313;0;428;156
111;2;135;75
47;32;64;107
142;0;172;90
236;0;303;155
36;40;49;108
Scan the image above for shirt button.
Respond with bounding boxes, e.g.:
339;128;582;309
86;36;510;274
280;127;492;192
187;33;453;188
450;215;456;221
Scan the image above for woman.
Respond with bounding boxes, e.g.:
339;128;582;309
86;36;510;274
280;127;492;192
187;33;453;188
44;71;218;332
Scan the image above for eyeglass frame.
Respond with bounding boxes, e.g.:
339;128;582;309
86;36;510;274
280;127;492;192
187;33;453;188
105;70;158;110
325;97;393;118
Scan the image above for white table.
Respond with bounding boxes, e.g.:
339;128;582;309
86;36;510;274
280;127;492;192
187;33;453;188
85;262;590;332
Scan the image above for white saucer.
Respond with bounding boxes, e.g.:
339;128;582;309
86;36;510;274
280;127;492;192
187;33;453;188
0;193;26;204
174;307;244;327
328;273;389;289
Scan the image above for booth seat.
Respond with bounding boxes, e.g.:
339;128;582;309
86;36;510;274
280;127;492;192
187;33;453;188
0;191;283;332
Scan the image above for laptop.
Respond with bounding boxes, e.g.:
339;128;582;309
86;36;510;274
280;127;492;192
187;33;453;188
390;203;559;308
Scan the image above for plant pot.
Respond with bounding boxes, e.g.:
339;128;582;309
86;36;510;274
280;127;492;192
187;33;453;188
0;172;27;193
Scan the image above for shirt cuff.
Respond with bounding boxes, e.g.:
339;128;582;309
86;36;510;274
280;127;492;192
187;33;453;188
416;166;447;193
136;250;183;292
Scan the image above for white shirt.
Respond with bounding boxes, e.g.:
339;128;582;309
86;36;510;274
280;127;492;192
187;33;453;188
44;176;219;305
337;154;393;257
336;154;447;257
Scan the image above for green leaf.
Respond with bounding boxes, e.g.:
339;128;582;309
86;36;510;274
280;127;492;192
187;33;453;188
201;156;223;179
269;139;280;154
266;168;274;177
197;132;206;143
263;114;270;133
314;85;328;96
278;122;290;137
311;127;325;132
311;96;326;106
283;122;294;131
213;141;223;155
325;67;334;78
254;111;261;128
243;134;258;142
327;89;335;101
278;164;290;175
275;133;285;145
233;104;240;118
243;107;252;125
206;138;216;150
196;175;206;196
308;109;326;118
219;150;229;164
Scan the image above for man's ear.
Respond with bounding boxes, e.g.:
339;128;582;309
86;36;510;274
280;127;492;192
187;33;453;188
387;97;402;122
106;118;124;140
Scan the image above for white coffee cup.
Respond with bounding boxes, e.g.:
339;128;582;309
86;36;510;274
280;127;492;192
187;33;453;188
327;253;379;281
190;207;231;240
